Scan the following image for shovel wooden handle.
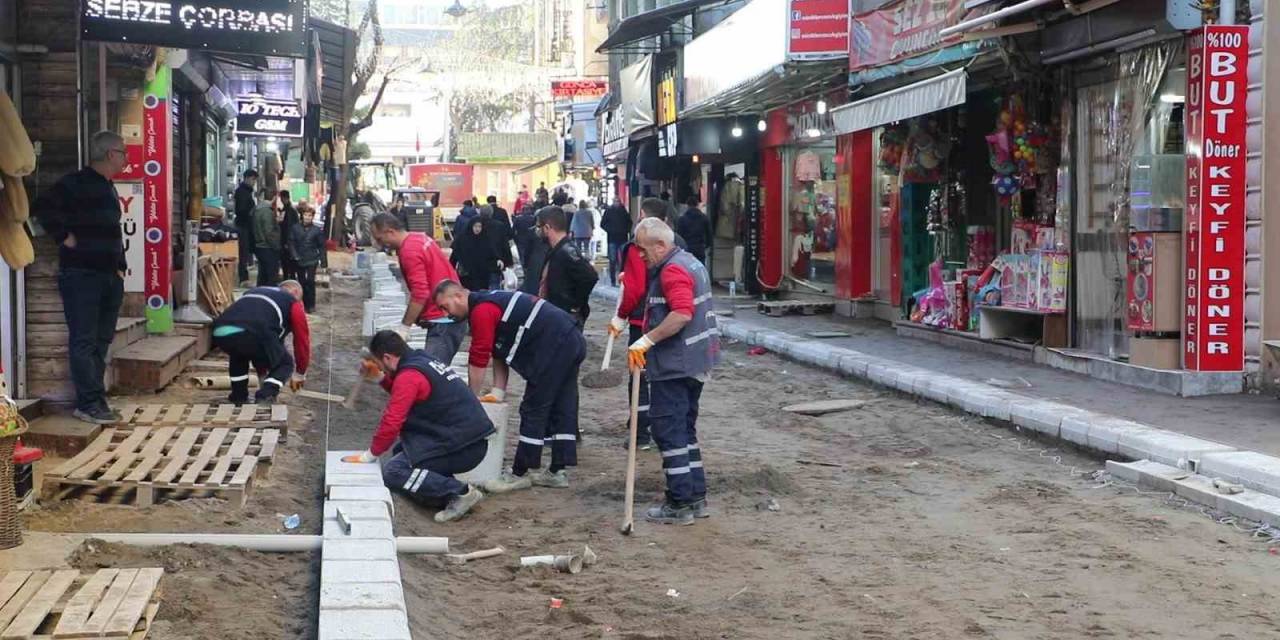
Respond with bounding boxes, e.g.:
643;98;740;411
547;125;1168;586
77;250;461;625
446;546;506;564
602;280;624;371
622;369;640;534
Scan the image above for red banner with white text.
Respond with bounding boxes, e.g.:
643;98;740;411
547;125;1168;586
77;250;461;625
142;66;173;333
849;0;967;70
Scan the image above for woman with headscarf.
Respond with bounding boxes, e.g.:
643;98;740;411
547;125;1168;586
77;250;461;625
449;214;501;291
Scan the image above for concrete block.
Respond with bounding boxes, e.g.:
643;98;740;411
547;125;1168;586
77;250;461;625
978;391;1014;422
1171;473;1224;509
943;383;987;414
1198;451;1280;496
321;582;407;612
1058;413;1094;447
1085;417;1150;456
866;362;899;388
322;538;398;562
892;368;926;394
327;486;395;517
760;332;790;354
321;560;402;585
326;473;387;489
837;354;870;378
457;402;510;485
1119;430;1236;468
324;501;392;522
1216;490;1280;528
327;451;384;478
1105;459;1186;493
317;609;411;640
324;518;395;540
791;342;827;367
913;375;953;404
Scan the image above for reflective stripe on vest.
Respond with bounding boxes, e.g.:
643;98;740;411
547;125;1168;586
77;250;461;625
241;293;285;337
505;297;547;365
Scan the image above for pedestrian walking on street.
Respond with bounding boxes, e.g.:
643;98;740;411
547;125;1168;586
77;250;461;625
252;194;284;286
370;212;467;363
342;330;493;522
288;202;326;313
536;205;598;326
480;204;515;286
600;198;631;286
434;281;586;493
627;217;720;525
278;189;300;281
571;199;596;257
450;215;501;292
211;280;311;405
452;199;478;242
676;195;712;264
233;169;258;285
512;204;537;268
487;195;511;228
33;130;129;425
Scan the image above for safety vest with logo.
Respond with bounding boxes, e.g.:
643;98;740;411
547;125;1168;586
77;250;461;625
213;286;299;339
468;290;580;379
643;247;720;382
396;350;495;465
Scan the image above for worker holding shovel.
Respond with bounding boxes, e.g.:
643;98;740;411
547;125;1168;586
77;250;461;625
627;217;720;525
342;330;493;523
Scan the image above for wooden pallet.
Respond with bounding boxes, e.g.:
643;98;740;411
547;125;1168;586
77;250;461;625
113;404;289;440
757;300;835;317
41;427;263;507
0;568;162;639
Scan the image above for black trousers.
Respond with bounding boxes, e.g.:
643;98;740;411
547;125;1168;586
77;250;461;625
237;226;255;283
213;330;294;403
255;248;281;286
297;264;317;311
58;269;124;413
281;252;299;282
513;334;585;475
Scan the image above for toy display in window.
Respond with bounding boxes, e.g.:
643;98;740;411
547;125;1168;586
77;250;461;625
901;119;949;184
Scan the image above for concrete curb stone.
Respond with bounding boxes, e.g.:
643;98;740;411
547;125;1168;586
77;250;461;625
317;609;412;640
1197;451;1280;495
320;583;408;612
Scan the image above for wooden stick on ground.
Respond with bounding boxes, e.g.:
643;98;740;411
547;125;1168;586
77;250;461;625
445;546;506;565
621;368;640;536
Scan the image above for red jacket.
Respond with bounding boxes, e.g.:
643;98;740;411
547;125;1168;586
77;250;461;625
398;232;459;323
371;368;432;456
617;244;648;327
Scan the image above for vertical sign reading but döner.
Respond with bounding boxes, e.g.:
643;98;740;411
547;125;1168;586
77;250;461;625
142;65;173;333
1184;25;1248;371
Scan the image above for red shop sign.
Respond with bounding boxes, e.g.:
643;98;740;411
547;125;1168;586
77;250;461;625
788;0;850;60
550;80;608;99
142;67;173;333
849;0;967;70
1184;25;1248;371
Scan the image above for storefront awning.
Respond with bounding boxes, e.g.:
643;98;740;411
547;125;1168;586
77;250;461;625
831;69;967;135
596;0;735;52
681;61;847;119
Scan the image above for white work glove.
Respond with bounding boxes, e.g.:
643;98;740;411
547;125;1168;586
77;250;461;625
479;388;506;403
394;324;413;340
628;334;655;370
607;315;628;338
341;450;377;463
289;372;306;392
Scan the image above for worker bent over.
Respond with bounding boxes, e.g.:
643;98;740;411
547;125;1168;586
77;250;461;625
343;330;492;523
211;280;311;405
628;217;720;525
434;280;586;493
370;212;467;363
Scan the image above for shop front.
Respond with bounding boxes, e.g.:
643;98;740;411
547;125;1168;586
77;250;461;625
0;0;21;397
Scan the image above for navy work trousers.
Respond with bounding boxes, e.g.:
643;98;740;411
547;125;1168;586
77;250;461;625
649;376;706;505
512;333;585;475
382;439;487;507
212;330;294;403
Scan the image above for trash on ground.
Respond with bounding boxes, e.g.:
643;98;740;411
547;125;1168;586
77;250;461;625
985;377;1033;389
281;513;300;530
806;331;851;339
666;589;680;598
747;346;768;356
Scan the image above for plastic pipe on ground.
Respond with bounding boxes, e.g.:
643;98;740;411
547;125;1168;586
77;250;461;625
84;533;449;554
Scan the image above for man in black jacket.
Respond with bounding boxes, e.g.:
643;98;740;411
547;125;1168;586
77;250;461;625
486;195;510;227
599;198;631;286
676;195;712;264
33;131;129;424
535;206;598;326
234;170;258;285
512;205;539;285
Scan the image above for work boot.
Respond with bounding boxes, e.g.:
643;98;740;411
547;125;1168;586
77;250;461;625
227;393;249;406
254;394;277;406
72;407;115;425
530;469;568;488
619;433;654;451
691;498;711;519
482;470;532;494
645;501;694;526
434;486;484;523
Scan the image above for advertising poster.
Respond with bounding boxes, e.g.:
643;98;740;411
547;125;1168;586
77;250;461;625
142;65;173;333
788;0;850;59
117;181;144;293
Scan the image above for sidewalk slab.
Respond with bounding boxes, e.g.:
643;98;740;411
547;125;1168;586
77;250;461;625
322;539;398;563
318;609;412;640
321;583;408;612
1197;451;1280;495
328;486;396;517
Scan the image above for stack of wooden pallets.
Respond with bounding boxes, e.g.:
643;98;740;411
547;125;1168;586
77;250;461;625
0;568;162;639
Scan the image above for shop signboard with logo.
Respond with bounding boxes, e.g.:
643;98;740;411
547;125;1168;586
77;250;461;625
849;0;969;70
142;65;173;333
117;181;145;293
655;57;679;158
236;97;303;138
788;0;850;60
1184;25;1247;371
551;80;608;100
80;0;308;57
600;107;629;158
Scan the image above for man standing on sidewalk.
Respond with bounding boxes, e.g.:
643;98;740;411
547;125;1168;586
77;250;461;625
252;195;283;286
433;280;585;493
600;198;631;286
233;169;258;286
370;213;466;363
34;131;129;425
627;217;720;525
342;330;491;523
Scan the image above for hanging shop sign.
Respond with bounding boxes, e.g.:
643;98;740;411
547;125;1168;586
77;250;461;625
81;0;308;58
236;97;303;138
142;65;173;333
1184;25;1248;371
620;56;655;135
600;107;629;157
117;181;145;293
849;0;969;71
788;0;850;60
551;80;608;99
655;59;679;158
789;106;837;141
744;174;762;295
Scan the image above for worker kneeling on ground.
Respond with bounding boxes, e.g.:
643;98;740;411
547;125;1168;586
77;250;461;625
433;279;586;493
343;330;492;523
211;280;310;405
629;217;720;525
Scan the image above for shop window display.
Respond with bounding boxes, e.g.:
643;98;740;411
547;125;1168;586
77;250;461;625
787;141;838;286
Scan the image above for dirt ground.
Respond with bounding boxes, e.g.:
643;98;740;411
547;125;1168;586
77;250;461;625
9;270;1280;638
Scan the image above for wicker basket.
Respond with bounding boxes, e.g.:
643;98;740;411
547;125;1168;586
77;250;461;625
0;398;29;550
